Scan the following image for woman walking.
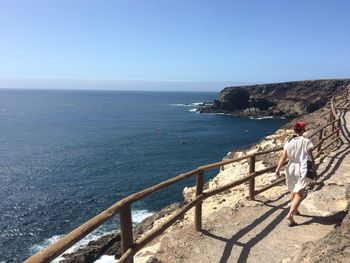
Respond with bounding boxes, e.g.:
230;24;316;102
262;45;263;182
275;121;316;226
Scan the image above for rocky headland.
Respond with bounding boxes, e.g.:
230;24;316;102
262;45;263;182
61;79;350;263
200;79;350;118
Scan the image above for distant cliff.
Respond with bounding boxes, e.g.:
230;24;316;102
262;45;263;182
200;79;350;117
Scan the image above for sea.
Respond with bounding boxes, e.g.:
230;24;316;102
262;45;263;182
0;89;288;262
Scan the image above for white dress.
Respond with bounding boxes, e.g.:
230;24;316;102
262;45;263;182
283;136;314;193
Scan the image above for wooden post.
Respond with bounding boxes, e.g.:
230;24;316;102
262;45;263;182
120;204;134;263
330;108;335;132
195;171;204;231
249;155;256;200
329;110;334;122
317;129;323;154
337;119;341;138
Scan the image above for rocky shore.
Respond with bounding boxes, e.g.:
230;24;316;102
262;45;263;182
61;80;350;262
60;204;181;263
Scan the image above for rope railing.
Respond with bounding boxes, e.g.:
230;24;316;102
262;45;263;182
24;85;350;263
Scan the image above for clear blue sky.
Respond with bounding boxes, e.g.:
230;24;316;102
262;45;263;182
0;0;349;91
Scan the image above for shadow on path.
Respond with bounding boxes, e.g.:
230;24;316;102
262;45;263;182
202;199;289;263
314;110;350;190
297;210;346;227
201;109;350;263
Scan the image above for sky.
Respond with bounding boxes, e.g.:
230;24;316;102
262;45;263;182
0;0;349;91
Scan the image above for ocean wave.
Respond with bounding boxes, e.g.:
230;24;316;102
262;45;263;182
30;234;70;262
132;209;154;225
191;102;204;106
170;103;191;107
249;116;274;120
249;116;286;120
29;209;153;262
170;102;212;108
29;229;113;262
189;108;198;112
95;255;116;263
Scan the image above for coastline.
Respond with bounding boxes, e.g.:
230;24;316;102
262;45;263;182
131;103;334;262
60;102;332;262
59;129;291;262
8;90;281;262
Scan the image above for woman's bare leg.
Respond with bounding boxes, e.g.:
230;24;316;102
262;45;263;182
290;193;295;202
287;189;304;221
287;192;296;219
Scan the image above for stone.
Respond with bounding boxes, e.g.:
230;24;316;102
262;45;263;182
301;185;348;217
134;203;181;240
183;187;196;204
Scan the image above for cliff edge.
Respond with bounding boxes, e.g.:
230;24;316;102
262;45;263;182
200;79;350;117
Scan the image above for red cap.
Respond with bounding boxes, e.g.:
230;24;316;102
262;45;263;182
294;121;306;129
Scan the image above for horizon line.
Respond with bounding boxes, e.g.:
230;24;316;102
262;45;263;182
0;77;241;83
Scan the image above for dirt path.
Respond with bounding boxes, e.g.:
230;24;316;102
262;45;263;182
133;111;350;263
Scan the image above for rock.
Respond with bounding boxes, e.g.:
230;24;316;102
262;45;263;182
200;79;350;118
217;88;250;111
60;234;121;263
134;203;181;240
145;256;164;263
183;186;196;204
301;185;348;217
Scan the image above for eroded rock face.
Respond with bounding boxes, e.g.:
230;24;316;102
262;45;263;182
134;203;181;240
301;184;348;217
201;79;350;117
217;88;250;111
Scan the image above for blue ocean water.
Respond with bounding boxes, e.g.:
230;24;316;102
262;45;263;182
0;89;287;261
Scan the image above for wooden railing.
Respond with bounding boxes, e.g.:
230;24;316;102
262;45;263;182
24;85;349;263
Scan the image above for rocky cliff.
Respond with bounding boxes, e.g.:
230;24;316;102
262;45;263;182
201;79;350;117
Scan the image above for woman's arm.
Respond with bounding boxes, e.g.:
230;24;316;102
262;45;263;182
275;149;288;178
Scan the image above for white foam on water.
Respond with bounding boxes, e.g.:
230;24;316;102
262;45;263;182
94;255;117;263
132;209;154;225
29;234;65;262
192;102;213;107
29;234;64;256
170;103;191;107
249;116;274;120
30;230;115;262
170;102;211;107
170;102;212;111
